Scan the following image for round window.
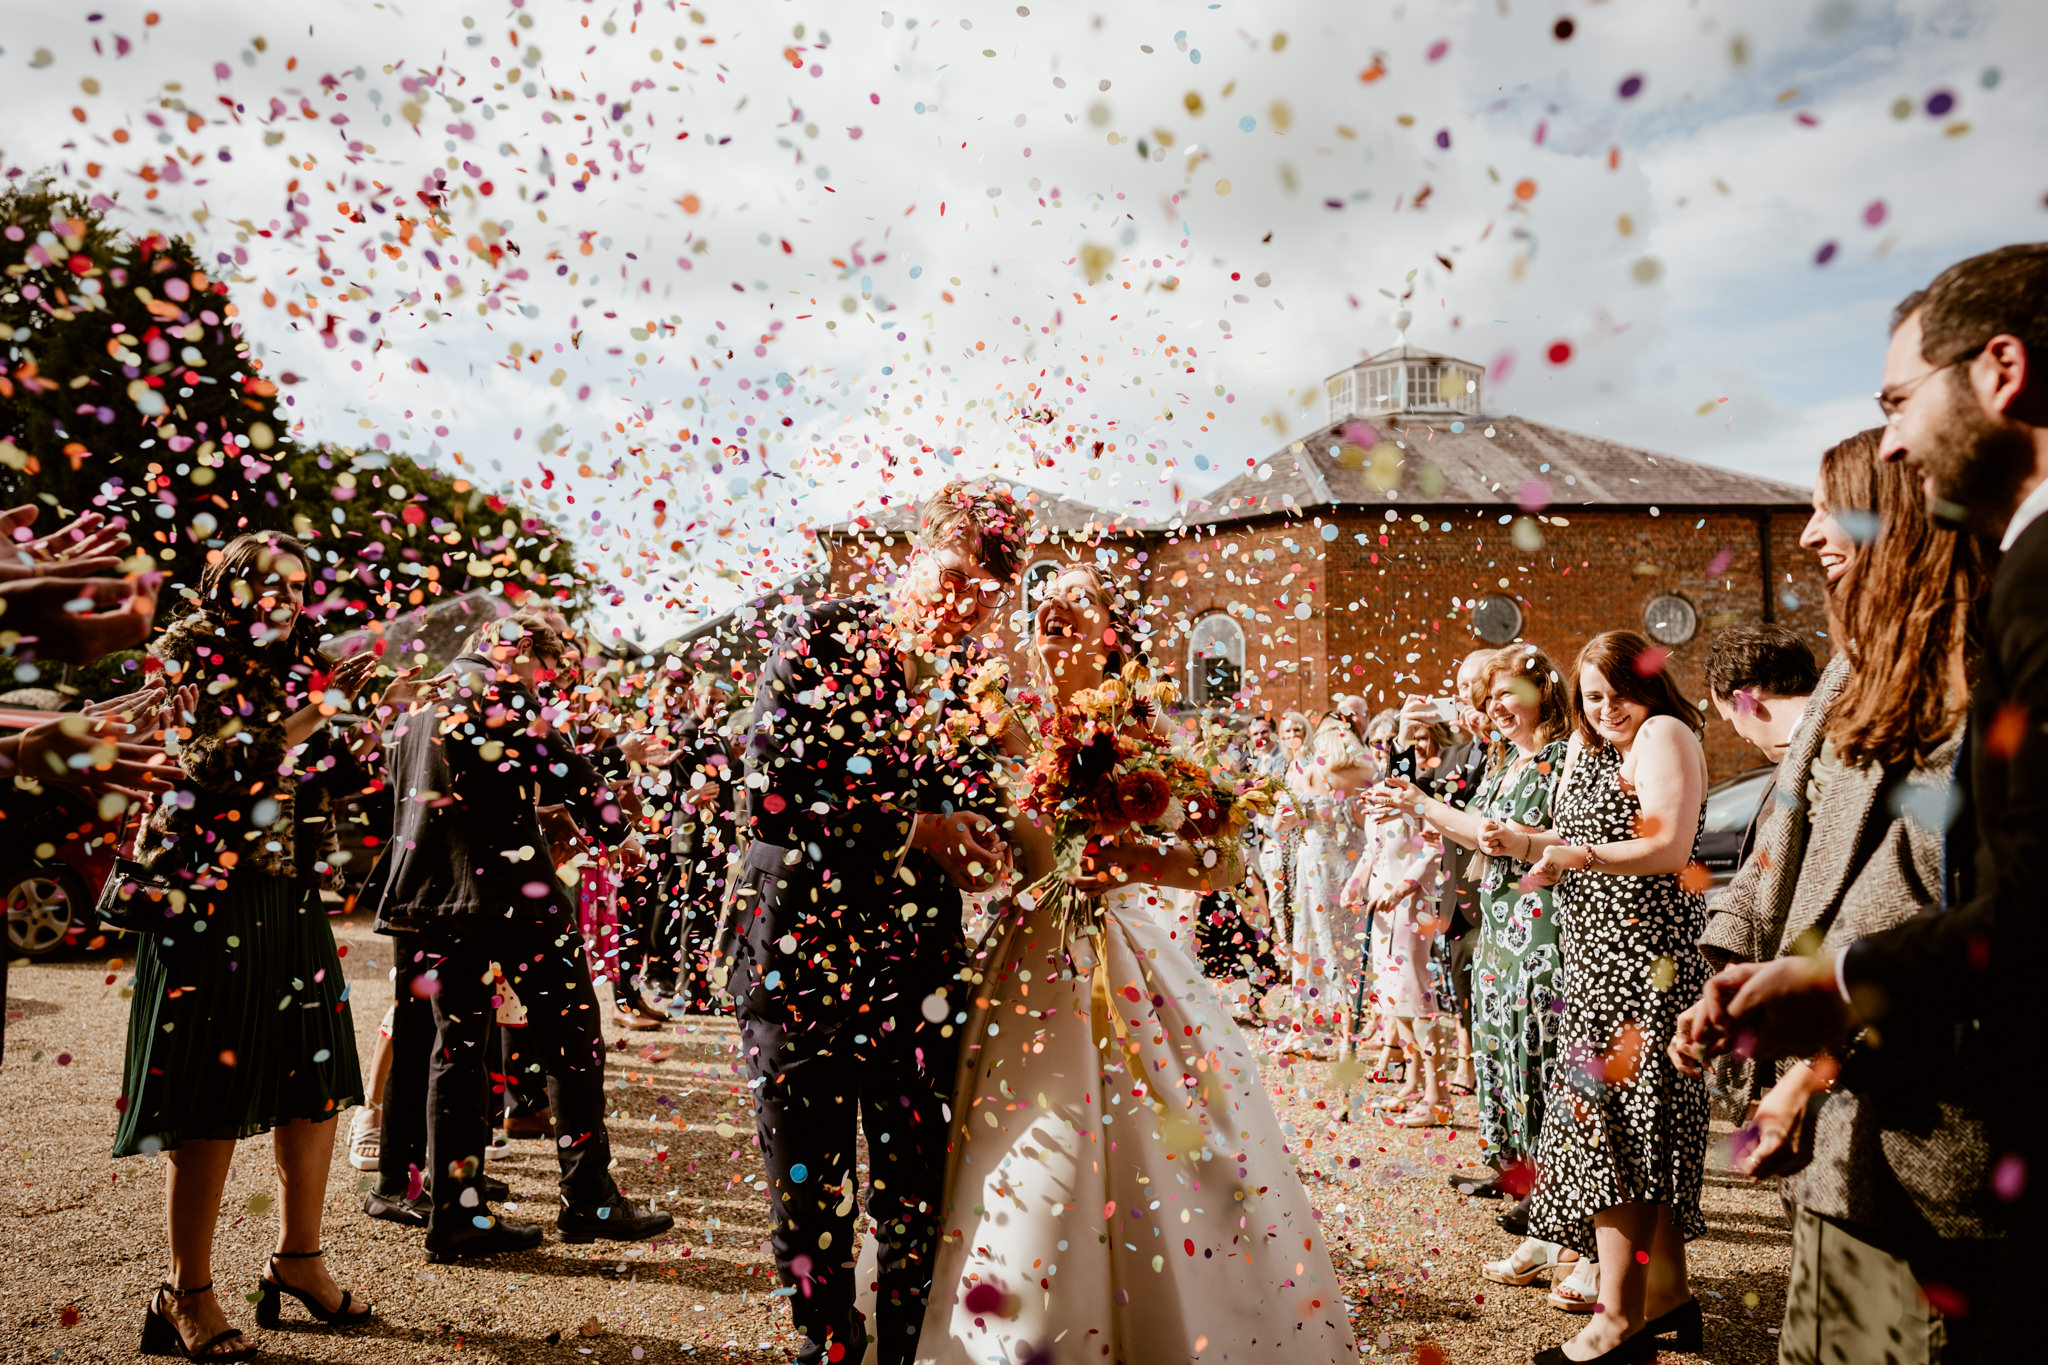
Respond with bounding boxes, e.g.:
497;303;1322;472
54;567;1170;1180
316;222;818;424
1471;594;1523;646
1643;594;1698;647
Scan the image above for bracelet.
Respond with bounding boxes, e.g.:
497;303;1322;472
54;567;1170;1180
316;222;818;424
1580;844;1605;869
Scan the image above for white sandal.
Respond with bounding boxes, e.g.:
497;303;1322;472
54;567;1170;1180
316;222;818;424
1482;1238;1577;1287
1547;1255;1600;1312
347;1108;381;1173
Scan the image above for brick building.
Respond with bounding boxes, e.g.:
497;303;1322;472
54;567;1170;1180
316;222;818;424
809;335;1827;782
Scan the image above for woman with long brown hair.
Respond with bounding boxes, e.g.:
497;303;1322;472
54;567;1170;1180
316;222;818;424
116;532;399;1359
1516;630;1712;1364
1677;430;1994;1365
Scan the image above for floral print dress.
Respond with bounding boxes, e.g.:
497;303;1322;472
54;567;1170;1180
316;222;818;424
1467;739;1566;1165
1529;740;1710;1255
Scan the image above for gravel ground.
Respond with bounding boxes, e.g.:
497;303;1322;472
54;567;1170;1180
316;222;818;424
1;915;1790;1364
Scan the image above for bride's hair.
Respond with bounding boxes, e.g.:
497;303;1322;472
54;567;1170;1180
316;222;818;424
1029;560;1147;682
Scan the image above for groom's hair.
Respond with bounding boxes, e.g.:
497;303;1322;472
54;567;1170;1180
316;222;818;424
917;479;1033;582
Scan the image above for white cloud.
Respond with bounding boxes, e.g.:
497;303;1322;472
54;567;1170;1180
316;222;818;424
2;0;2042;643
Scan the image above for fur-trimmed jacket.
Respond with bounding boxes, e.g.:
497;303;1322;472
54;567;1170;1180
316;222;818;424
136;612;369;885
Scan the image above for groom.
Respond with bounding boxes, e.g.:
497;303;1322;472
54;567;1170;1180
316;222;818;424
729;480;1032;1365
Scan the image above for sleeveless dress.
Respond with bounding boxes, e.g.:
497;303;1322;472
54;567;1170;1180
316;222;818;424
913;884;1357;1364
1467;740;1567;1165
1528;740;1710;1255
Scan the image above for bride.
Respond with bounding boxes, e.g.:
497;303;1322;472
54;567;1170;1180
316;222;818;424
911;563;1357;1364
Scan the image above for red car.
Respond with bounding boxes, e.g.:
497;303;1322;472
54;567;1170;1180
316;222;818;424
1;707;125;961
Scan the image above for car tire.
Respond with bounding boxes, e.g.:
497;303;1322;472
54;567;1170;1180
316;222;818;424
5;863;95;962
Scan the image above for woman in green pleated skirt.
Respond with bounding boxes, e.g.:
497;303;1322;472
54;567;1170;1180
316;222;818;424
115;533;400;1361
114;870;363;1155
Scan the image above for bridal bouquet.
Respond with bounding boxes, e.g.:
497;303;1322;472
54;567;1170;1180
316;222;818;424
1007;665;1279;940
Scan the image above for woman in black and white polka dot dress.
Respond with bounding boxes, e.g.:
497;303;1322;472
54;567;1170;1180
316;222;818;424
1519;631;1711;1365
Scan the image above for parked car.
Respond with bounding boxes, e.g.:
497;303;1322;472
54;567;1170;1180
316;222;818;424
1696;765;1776;888
1;706;125;961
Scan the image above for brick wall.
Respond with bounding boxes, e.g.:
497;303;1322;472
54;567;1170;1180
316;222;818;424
820;500;1829;785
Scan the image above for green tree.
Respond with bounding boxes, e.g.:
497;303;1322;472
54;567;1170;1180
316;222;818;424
0;181;584;696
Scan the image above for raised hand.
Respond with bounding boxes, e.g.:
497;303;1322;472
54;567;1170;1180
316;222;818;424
1366;774;1423;821
0;575;159;663
1701;955;1856;1063
4;709;174;801
370;663;428;717
0;509;132;581
326;649;382;705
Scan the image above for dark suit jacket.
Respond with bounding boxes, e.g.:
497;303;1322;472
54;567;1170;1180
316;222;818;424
374;653;630;932
726;598;990;1028
1843;512;2047;1227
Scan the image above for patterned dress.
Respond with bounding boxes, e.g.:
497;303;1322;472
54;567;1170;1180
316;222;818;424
1468;739;1567;1165
1529;740;1710;1255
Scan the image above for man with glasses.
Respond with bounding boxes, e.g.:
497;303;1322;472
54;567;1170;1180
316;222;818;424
727;479;1032;1365
1699;242;2048;1360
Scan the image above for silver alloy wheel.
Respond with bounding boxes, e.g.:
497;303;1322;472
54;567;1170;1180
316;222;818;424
5;868;83;960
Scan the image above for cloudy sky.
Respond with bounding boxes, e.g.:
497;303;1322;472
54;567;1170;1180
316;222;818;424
5;0;2046;641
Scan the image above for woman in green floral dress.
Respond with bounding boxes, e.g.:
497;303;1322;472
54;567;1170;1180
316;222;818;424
1373;646;1574;1278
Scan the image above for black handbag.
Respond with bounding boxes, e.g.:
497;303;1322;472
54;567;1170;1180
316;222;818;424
94;811;192;935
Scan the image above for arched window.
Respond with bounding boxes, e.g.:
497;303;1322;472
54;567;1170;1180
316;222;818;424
1187;612;1246;707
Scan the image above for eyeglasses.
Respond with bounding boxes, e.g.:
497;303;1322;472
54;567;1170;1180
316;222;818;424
1875;343;1985;425
936;567;1006;614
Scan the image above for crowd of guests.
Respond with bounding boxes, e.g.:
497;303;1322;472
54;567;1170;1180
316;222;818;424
1227;242;2042;1365
0;239;2039;1365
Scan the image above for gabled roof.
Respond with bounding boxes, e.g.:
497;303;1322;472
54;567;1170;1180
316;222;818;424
1179;415;1811;526
824;479;1140;542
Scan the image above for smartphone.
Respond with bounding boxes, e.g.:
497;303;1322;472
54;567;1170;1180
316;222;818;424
1431;697;1459;724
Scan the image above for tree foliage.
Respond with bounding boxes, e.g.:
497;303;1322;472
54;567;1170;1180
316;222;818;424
0;182;585;695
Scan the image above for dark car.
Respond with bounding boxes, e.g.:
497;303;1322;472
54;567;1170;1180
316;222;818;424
1696;765;1776;888
1;707;125;961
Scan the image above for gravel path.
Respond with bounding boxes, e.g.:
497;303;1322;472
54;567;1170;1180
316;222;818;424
0;916;1789;1363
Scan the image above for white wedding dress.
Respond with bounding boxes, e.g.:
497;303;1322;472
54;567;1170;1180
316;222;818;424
907;881;1357;1364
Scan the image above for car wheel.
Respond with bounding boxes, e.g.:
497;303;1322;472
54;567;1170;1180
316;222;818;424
5;863;94;962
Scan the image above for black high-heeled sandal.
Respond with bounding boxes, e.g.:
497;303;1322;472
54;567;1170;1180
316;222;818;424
140;1282;255;1361
252;1249;373;1329
1646;1298;1703;1351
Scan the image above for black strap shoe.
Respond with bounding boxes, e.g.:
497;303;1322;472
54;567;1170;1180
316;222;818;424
424;1217;544;1264
253;1249;373;1329
558;1194;676;1245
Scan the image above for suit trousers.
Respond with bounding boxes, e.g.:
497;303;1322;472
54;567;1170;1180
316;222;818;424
421;909;617;1242
740;1000;961;1365
375;932;432;1198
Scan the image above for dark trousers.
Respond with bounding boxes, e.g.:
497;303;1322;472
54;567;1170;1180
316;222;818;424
614;865;673;995
497;1020;551;1120
740;1001;960;1365
376;933;433;1198
421;911;616;1242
